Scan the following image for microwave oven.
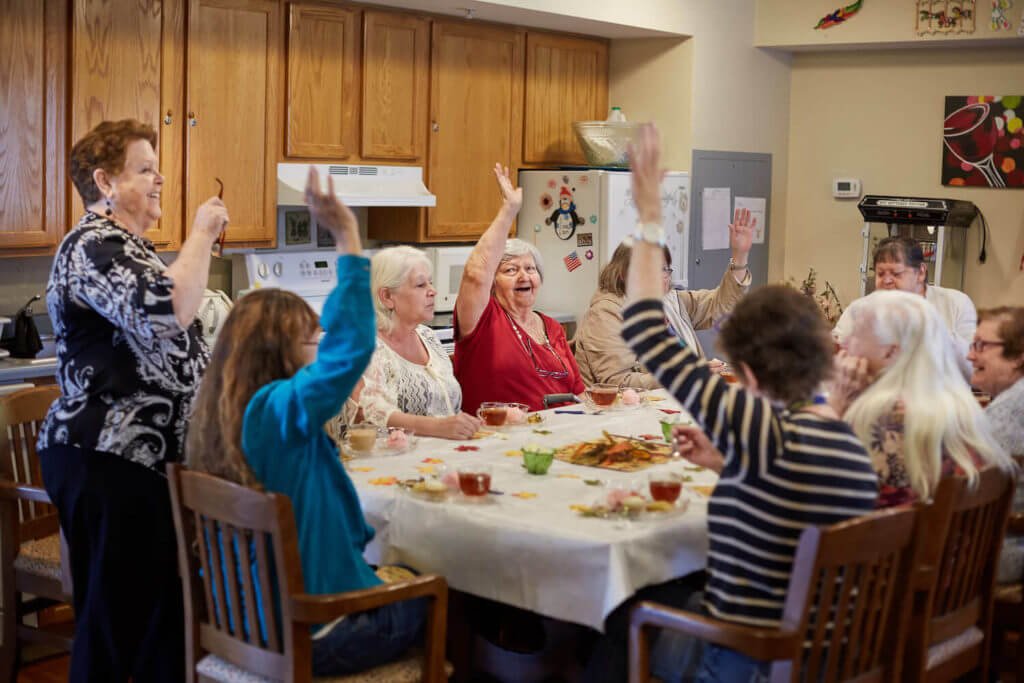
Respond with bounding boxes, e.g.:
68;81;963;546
424;246;472;313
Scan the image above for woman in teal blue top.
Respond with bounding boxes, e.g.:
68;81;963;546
187;167;426;676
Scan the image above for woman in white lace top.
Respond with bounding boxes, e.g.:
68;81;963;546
345;246;482;439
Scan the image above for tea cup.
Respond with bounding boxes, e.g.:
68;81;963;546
457;465;492;497
477;402;509;427
346;424;380;453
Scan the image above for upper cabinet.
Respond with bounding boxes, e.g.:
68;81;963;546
186;0;281;247
427;21;524;240
71;0;184;249
286;3;360;159
0;0;68;254
361;11;429;162
523;33;608;165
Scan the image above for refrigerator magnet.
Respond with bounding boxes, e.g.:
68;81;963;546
545;186;584;240
564;251;583;272
577;232;593;248
585;249;594;261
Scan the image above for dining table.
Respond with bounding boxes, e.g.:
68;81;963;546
347;390;717;632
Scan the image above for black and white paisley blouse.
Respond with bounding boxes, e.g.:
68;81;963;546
37;213;210;470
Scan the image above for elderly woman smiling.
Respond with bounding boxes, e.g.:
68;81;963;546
343;246;482;440
453;164;584;414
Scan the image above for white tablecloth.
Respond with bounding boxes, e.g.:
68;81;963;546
348;392;715;631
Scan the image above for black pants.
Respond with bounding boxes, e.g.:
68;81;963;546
39;445;184;683
583;570;707;683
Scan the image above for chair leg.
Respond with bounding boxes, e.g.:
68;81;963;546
1;602;18;682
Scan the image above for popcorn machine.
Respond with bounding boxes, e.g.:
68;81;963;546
856;195;977;296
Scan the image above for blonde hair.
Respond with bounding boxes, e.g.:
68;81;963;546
371;246;433;334
843;290;1011;500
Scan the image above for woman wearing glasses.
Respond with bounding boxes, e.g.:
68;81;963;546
453;164;584;413
574;218;752;389
829;289;1011;508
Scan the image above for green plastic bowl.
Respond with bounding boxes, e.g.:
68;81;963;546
522;448;555;475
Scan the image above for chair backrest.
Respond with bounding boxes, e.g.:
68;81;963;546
167;463;308;683
774;505;921;682
905;466;1013;675
0;385;60;541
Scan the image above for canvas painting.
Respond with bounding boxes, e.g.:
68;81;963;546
942;95;1024;188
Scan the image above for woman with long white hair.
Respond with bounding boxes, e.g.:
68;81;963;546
342;245;481;440
831;289;1012;506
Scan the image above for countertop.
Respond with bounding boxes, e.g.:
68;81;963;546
0;355;58;383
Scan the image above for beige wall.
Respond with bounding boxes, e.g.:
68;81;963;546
610;0;793;281
757;0;1024;48
784;46;1024;309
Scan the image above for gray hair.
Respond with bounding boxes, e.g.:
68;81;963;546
371;245;433;333
499;238;544;282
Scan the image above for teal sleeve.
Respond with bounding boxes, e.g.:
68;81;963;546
244;255;376;446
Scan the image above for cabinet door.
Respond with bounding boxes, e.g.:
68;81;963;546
71;0;184;249
286;3;359;159
0;0;68;254
523;33;607;165
187;0;281;247
362;11;428;161
428;22;523;240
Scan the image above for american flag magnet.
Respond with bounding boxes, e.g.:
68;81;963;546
564;251;582;272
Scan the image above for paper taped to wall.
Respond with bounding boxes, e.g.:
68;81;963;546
734;196;766;244
701;187;731;251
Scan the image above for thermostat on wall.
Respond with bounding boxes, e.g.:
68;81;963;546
833;177;861;198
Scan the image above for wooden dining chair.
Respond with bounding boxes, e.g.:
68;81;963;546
167;463;450;683
903;466;1014;682
990;455;1024;677
0;384;72;679
628;506;921;683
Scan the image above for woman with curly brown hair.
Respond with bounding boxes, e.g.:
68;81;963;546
187;169;427;677
37;118;227;682
592;123;879;682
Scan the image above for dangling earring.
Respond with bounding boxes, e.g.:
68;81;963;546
104;196;113;217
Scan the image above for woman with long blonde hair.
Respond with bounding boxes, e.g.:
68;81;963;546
187;168;426;676
832;289;1011;506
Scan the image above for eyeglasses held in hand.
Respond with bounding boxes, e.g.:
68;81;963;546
211;177;226;257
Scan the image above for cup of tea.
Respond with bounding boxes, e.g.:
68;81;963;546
648;471;683;504
457;465;492;497
719;364;739;384
346;424;380;453
587;383;619;408
477;402;509;427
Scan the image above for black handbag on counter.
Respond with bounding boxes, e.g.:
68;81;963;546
1;295;43;359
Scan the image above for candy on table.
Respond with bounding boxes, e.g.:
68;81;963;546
386;429;409;449
506;406;527;424
620;388;640;406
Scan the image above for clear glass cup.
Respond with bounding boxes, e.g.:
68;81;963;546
457;465;492;497
587;383;619;408
648;471;683;504
476;402;509;427
346;424;380;453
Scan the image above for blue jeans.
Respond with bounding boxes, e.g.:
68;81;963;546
311;597;428;676
696;643;770;682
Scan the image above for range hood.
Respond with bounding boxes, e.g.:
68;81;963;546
277;163;436;208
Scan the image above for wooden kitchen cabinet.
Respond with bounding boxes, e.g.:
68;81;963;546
70;0;185;249
523;32;608;165
426;20;524;240
361;10;429;162
286;2;360;159
186;0;282;248
0;0;68;255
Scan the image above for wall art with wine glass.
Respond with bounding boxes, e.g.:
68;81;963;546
942;96;1024;188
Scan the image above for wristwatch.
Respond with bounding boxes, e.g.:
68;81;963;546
728;257;749;271
630;221;666;246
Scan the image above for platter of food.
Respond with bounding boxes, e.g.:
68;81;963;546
554;431;672;472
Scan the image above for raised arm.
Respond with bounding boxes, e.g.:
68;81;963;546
625;125;667;303
455;164;522;337
165;197;229;328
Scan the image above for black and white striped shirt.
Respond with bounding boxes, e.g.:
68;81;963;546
622;299;878;627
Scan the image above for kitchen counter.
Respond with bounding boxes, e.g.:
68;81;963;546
0;356;58;383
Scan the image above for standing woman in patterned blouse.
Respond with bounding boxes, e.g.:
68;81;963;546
340;246;482;439
36;119;228;683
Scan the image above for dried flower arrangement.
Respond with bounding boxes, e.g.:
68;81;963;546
787;268;844;327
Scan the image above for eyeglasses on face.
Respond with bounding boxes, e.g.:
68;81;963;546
970;339;1005;353
661;266;673;275
499;264;538;277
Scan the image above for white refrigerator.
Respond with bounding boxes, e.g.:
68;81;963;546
517;169;690;325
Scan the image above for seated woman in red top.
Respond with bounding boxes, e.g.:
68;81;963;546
829;289;1011;507
454;164;585;414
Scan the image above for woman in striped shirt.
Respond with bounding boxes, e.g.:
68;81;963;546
621;124;879;681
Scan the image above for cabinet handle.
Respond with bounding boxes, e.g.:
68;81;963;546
695;257;701;265
188;111;198;127
431;121;439;133
164;110;173;125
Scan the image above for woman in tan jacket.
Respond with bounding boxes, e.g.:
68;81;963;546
574;211;754;388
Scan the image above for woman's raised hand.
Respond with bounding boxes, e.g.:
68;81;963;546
628;123;665;224
305;166;361;255
493;163;523;215
192;196;229;242
728;207;755;261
